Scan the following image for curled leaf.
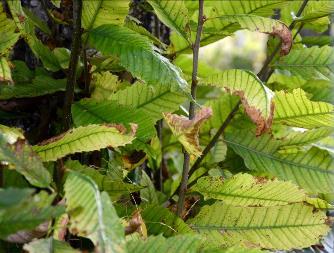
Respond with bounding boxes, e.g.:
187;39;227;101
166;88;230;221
125;210;147;238
204;15;292;56
163;107;212;157
201;69;274;135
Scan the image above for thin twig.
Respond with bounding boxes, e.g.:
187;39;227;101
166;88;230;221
258;0;309;80
170;0;310;202
82;47;90;96
63;0;82;130
176;0;204;218
154;14;164;191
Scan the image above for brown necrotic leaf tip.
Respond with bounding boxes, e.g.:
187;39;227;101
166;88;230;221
163;107;213;158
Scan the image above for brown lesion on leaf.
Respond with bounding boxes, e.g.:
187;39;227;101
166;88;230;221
125;210;147;238
271;25;293;56
163;107;213;157
37;123;138;146
232;89;274;136
254;176;269;185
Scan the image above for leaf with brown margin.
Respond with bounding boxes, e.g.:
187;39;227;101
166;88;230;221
204;14;292;56
0;137;51;188
163;107;212;158
201;69;274;135
33;124;137;161
125;210;147;238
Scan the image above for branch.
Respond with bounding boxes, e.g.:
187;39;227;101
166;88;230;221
63;0;83;130
170;0;310;202
258;0;309;80
154;14;163;191
176;0;204;218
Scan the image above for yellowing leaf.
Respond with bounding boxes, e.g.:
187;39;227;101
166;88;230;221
191;173;306;207
202;69;274;135
0;57;12;83
33;124;136;162
163;107;212;157
274;89;334;128
188;202;329;250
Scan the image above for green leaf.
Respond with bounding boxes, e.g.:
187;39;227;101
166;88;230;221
274;89;334;129
72;99;155;141
52;48;71;69
125;19;166;49
188;202;329;250
283;1;334;23
140;170;159;204
191;173;305;206
141;205;194;237
272;46;334;80
173;54;221;78
126;234;201;253
11;60;34;83
202;69;274;135
306;197;334;210
225;129;334;193
203;246;266;253
26;35;62;72
33;124;136;162
170;0;288;55
88;24;188;93
202;94;239;133
91;72;127;100
64;171;126;253
82;0;130;30
0;57;12;83
302;35;333;47
23;238;79;253
204;15;292;55
0;188;34;209
279;127;334;149
0;76;66;100
205;1;288;17
22;7;51;35
303;79;334;104
0;136;51;188
0;191;64;239
0;5;20;55
109;83;187;121
148;0;190;41
65;160;143;198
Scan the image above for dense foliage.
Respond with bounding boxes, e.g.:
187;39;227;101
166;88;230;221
0;0;333;252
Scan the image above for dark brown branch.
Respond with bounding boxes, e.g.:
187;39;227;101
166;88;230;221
177;0;204;218
62;0;82;130
258;0;309;80
82;47;90;96
153;14;164;191
170;0;310;203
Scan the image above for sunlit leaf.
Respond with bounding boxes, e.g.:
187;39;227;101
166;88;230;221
188;202;329;250
33;124;136;162
191;173;306;206
64;171;126;253
202;69;274;135
274;89;334;129
225;129;334;193
88;24;188;93
164;107;212;157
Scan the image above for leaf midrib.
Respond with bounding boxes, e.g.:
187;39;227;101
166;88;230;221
199;190;296;203
191;223;325;231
